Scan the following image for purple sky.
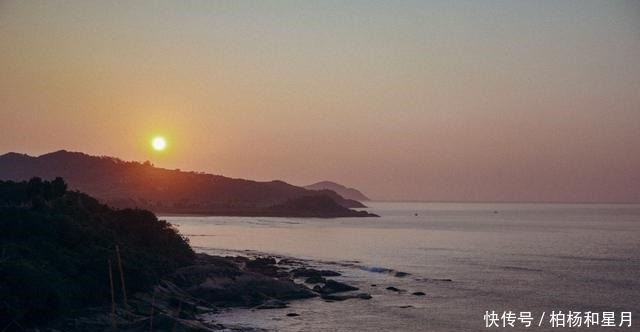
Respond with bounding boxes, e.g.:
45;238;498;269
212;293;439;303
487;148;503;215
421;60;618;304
1;1;639;202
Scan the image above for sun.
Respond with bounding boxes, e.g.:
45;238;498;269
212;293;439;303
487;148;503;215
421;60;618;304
151;136;167;151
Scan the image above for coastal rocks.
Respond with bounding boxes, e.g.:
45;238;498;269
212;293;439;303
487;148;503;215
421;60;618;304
245;256;281;277
313;280;359;294
415;277;452;282
134;280;214;319
305;275;327;284
365;266;393;273
290;267;341;278
174;269;315;307
49;254;320;330
277;258;303;266
250;256;277;266
385;286;405;292
378;285;424;296
321;293;372;301
167;254;316;308
361;266;410;278
38;253;396;331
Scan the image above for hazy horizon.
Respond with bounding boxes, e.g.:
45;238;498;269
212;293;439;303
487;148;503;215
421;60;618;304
2;1;639;202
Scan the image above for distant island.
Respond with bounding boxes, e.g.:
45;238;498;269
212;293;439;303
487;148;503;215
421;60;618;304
305;181;370;201
0;151;377;218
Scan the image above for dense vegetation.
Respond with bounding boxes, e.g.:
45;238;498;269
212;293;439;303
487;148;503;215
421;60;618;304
0;178;194;328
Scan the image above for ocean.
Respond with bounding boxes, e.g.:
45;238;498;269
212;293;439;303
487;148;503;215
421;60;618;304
164;202;640;331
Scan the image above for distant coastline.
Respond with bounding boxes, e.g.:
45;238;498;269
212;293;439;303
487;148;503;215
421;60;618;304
0;150;377;218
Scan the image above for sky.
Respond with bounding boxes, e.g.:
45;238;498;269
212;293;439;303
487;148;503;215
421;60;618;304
1;0;639;202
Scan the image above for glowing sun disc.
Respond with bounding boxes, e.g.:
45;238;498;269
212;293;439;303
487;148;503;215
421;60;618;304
151;137;167;151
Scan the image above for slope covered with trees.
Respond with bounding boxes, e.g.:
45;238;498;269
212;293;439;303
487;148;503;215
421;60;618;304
0;178;194;327
0;151;369;217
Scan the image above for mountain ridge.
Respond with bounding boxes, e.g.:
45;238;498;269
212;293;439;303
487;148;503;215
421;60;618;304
0;150;376;217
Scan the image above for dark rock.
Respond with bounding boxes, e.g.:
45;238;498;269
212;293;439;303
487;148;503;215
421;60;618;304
321;294;345;301
366;267;393;273
245;257;280;276
321;270;342;277
256;256;277;265
412;292;426;296
228;255;250;263
415;277;453;283
321;293;372;301
386;286;405;292
246;256;277;270
291;267;341;278
187;273;315;307
173;257;242;287
371;284;377;287
313;280;359;294
278;258;303;266
286;313;300;317
305;275;327;284
168;257;316;308
394;271;410;278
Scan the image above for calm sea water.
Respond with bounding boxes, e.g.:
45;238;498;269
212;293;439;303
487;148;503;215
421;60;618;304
164;202;640;332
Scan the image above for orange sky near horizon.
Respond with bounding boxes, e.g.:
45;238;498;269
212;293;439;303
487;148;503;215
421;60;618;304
1;1;639;202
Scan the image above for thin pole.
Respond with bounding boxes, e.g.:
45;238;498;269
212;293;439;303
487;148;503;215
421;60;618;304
108;259;117;331
115;245;128;310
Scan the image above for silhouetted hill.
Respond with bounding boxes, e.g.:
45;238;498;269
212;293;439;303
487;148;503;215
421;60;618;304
305;181;370;201
268;195;376;218
2;178;361;330
0;151;371;217
0;178;194;327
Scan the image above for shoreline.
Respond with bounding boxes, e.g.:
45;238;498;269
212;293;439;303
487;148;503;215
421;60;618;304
0;179;383;331
153;209;379;218
44;252;377;332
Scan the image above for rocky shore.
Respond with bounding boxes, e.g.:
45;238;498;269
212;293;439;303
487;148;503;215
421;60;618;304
37;253;374;332
0;179;387;332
